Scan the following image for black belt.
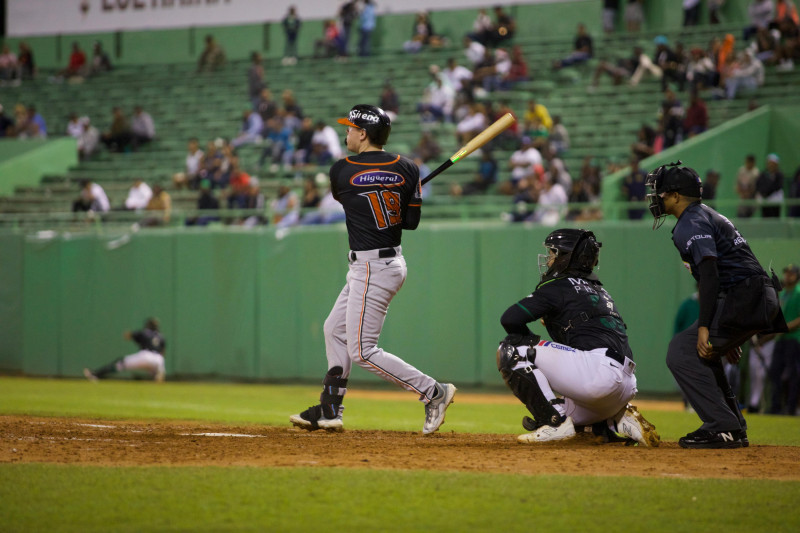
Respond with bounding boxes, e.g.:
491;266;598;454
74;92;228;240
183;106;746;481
349;247;397;261
605;348;627;366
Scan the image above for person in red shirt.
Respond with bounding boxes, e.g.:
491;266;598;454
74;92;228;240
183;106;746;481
59;42;86;78
684;91;709;138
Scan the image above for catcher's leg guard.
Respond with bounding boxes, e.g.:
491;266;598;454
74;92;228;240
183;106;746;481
92;358;123;379
497;342;563;428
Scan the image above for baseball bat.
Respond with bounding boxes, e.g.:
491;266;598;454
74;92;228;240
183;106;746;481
420;112;516;185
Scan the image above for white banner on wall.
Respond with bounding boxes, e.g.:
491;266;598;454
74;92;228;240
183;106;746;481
6;0;578;38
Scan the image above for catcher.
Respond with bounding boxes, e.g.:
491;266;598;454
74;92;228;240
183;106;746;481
497;228;660;446
84;318;166;382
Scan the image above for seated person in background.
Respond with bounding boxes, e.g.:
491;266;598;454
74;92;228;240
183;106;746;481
592;46;646;88
652;35;686;91
143;184;172;226
291;117;316;168
549;115;570;155
379;81;400;122
403;11;443;53
271;184;300;229
197;34;225;72
56;42;86;79
124;179;153;211
101;107;132;152
186;179;221;227
725;50;764;100
77;118;100;161
231;109;263;148
172;138;204;190
552;23;593;70
259;114;295;172
314;19;341;58
226;157;252;209
631;123;658;160
66;113;84;139
89;41;113;75
523;98;552;132
686;47;719;91
310;120;343;161
683;91;708;138
486;5;516;46
131;106;155;149
455;102;488;145
72;179;110;213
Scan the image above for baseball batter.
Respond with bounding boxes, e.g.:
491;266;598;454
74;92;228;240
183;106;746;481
83;318;166;382
290;104;456;434
496;229;660;445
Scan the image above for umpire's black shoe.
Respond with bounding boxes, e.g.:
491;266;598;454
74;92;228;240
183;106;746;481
678;428;744;449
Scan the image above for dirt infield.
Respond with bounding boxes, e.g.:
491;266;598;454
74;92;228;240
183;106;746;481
2;414;799;479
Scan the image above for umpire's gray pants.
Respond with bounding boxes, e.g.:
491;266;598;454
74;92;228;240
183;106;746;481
666;287;779;432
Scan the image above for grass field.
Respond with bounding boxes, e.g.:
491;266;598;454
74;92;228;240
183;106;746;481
2;377;800;532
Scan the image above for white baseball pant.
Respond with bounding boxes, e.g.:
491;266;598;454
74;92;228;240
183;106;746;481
119;350;165;380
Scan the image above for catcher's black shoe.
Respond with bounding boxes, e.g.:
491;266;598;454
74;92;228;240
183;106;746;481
678;428;744;449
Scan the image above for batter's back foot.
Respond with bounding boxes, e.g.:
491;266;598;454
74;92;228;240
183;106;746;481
423;382;456;434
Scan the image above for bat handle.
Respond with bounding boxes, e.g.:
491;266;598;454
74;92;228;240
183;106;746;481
420;160;453;186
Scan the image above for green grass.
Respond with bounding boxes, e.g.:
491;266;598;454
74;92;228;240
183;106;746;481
2;464;799;533
2;377;799;445
2;377;800;532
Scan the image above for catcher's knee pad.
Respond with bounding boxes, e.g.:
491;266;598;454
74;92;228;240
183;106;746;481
319;366;348;419
496;341;561;428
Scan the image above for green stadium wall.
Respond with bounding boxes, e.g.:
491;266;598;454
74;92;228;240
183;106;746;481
2;0;753;67
0;138;78;196
1;220;798;393
602;105;800;221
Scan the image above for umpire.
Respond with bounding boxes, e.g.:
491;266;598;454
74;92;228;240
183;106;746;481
646;161;787;449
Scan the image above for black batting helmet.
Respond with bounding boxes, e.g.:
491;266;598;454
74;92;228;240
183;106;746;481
645;161;702;228
538;228;602;282
337;104;392;146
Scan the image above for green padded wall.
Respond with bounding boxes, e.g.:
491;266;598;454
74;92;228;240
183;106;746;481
2;220;798;393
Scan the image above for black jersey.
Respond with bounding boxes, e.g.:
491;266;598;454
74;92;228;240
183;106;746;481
330;151;422;251
671;202;765;290
501;275;633;360
132;328;166;354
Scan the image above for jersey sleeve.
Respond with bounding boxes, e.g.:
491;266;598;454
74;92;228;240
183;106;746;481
402;158;422;229
329;160;345;201
500;287;558;335
675;214;717;264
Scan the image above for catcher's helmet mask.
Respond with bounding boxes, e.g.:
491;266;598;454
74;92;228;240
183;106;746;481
538;228;602;282
337;104;392;146
645;160;703;229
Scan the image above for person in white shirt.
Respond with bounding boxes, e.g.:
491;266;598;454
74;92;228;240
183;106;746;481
509;136;543;184
124;179;153;210
442;57;473;93
131;106;155;148
311;121;343;161
417;74;456;122
534;174;569;225
455;101;488;144
77;118;100;161
462;36;486;67
66;113;84;139
73;179;110;213
172;138;205;190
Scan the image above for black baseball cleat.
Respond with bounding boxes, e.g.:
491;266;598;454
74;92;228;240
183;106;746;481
678;428;744;449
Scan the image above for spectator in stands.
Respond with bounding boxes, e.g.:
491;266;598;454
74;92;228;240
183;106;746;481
774;15;800;70
412;131;442;165
631;123;658;160
686;47;719;91
534;173;569;225
549;115;570;155
231;109;264;148
282;5;301;65
173;138;205;190
506;136;543;191
442;57;474;96
462;35;487;68
271;184;300;228
749;27;780;65
186;179;220;227
403;11;443;53
417;71;455;123
455;102;488;145
473;47;511;94
552;23;593;70
775;0;800;25
301;177;322;210
736;154;760;217
54;42;86;80
197;35;225;72
17;42;35;80
462;149;500;196
72;179;110;213
593;45;647;88
0;44;19;84
756;153;785;217
281;89;304;130
338;0;359;57
683;90;708;138
89;41;113;76
226;156;252;209
358;0;377;57
256;88;279;124
621;157;648;220
658;88;684;148
292;117;316;167
789;166;800;217
523;98;553;132
684;0;702;26
199;139;231;189
713;34;737;89
124;179;153;211
379;80;400;122
625;0;644;32
707;2;726;24
77;117;100;161
101;107;132;152
311;120;343;161
66;113;84;139
16;105;47;139
702;169;721;206
315;19;342;58
725;50;764;99
487;5;516;46
744;0;776;41
248;52;265;108
143;184;172;226
468;8;493;45
259;114;295;172
0;104;14;137
240;177;267;227
566;174;600;221
502;45;529;89
301;177;347;225
131;106;155;149
652;35;686;91
602;0;620;34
